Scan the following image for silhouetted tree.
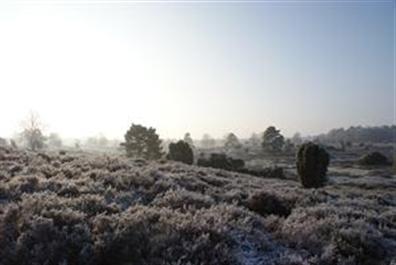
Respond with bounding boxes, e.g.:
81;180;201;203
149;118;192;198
224;133;241;150
262;126;284;152
122;124;163;160
167;140;194;165
183;133;194;147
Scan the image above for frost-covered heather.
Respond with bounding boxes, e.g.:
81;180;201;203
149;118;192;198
0;146;395;265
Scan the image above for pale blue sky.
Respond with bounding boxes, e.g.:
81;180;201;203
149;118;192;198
0;0;394;139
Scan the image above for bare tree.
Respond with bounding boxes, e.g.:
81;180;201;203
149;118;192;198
21;111;46;151
224;133;242;150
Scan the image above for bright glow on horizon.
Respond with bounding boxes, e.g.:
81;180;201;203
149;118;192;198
0;1;393;140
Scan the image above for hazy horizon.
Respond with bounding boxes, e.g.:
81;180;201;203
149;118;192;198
0;0;394;139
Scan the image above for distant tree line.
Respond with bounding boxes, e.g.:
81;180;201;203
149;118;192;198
315;126;396;144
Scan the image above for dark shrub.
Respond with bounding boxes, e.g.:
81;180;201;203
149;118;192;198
167;140;194;165
238;167;285;179
296;142;330;188
197;153;245;171
358;152;390;166
197;154;210;167
246;192;291;217
207;154;230;170
267;167;284;179
229;157;245;171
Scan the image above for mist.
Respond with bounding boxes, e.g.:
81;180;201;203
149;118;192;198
0;1;393;140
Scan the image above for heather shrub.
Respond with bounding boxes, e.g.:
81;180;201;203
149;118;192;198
14;217;94;265
167;140;194;165
278;196;396;265
152;188;215;210
7;175;39;196
0;206;94;265
91;205;236;265
296;142;330;188
246;191;292;217
328;224;387;265
358;152;390;166
0;205;20;265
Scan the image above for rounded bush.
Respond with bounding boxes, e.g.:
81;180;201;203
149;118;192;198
296;142;330;188
358;152;390;166
167;140;194;165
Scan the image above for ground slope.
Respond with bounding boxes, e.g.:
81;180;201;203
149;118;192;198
0;147;395;265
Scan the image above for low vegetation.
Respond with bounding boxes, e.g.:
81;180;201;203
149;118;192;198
0;146;395;265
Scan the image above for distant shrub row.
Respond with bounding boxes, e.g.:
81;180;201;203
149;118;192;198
120;124;335;187
197;153;245;171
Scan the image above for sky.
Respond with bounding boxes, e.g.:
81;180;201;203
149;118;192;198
0;0;394;140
